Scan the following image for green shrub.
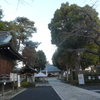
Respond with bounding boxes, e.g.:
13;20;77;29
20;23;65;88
35;78;40;82
27;82;35;88
13;83;18;89
21;82;35;88
21;82;28;88
66;80;78;86
64;77;67;82
21;78;26;82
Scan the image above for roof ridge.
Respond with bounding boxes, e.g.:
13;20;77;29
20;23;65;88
0;31;11;36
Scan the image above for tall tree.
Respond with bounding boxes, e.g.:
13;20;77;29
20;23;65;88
48;3;99;47
48;2;100;76
0;7;6;31
0;7;4;20
13;17;37;51
22;41;39;67
81;52;98;70
35;50;47;71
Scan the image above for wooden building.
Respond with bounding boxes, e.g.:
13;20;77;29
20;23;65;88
0;31;23;75
18;64;37;82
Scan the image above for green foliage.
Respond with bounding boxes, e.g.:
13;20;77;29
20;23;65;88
0;9;19;50
22;47;37;67
52;47;75;71
52;48;66;70
22;40;40;67
21;82;28;87
49;2;100;74
0;8;6;31
49;2;99;47
21;82;35;88
12;17;37;51
81;52;99;70
0;21;6;31
0;7;38;69
21;78;26;82
0;7;4;20
14;17;36;35
66;80;78;86
63;77;67;82
13;82;18;89
35;50;47;71
35;77;40;82
0;12;37;52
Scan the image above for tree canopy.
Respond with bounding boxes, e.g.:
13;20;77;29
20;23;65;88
48;3;99;48
35;50;47;71
0;7;39;69
49;2;100;78
22;41;40;67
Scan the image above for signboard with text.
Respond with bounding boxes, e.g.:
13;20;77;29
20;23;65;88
10;73;18;81
78;74;85;85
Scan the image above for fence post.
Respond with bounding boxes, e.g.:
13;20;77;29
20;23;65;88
2;82;4;96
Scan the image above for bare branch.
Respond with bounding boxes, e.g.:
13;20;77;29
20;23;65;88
86;49;100;56
4;0;11;4
91;0;99;8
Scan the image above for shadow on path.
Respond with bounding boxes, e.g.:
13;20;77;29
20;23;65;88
78;85;100;93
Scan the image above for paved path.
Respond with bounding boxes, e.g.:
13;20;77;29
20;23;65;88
10;86;61;100
2;77;100;100
48;78;100;100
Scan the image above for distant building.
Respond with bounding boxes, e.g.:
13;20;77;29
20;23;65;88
42;65;61;76
18;64;37;82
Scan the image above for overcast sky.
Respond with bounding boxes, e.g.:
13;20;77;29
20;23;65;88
0;0;100;64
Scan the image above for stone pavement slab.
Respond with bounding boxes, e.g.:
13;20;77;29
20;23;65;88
48;78;100;100
35;81;50;87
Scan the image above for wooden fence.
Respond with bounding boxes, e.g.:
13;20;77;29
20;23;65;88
0;74;14;96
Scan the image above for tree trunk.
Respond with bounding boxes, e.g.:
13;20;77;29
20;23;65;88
66;65;69;81
70;67;73;80
61;70;64;80
74;52;80;80
17;38;21;52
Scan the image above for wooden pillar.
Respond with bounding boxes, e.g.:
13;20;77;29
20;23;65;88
0;54;1;74
32;73;35;83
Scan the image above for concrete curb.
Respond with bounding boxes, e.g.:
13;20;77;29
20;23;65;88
51;86;64;100
0;90;12;97
0;88;27;100
9;88;27;99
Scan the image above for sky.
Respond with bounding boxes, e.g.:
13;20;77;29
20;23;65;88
0;0;100;64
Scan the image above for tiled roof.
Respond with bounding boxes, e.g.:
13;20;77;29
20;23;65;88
0;31;23;60
42;65;61;73
0;32;12;45
18;64;37;74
